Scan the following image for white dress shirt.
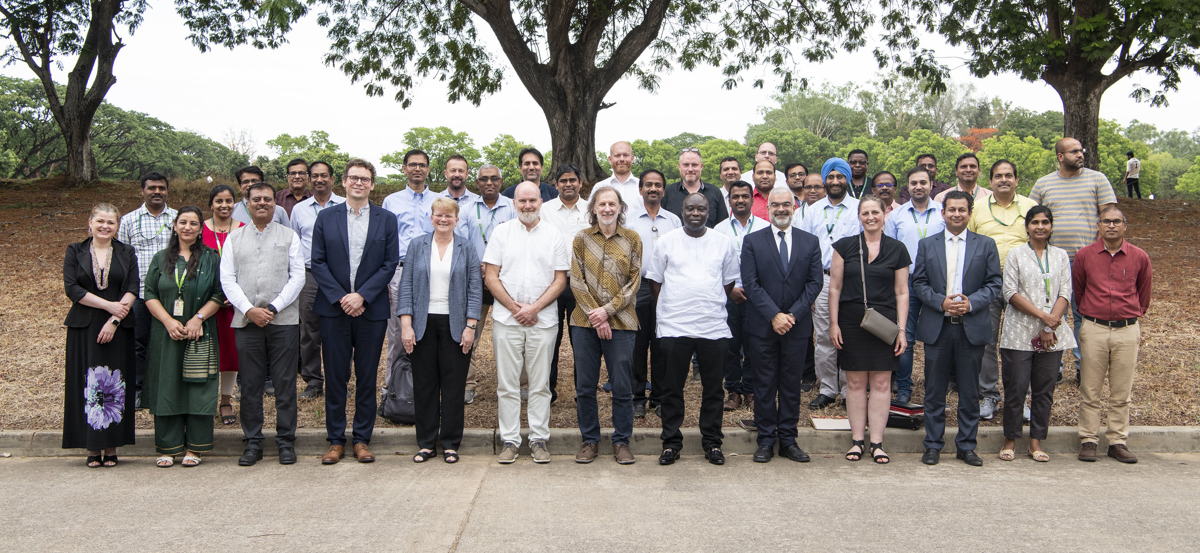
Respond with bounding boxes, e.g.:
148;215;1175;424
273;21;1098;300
539;197;591;239
218;223;306;315
802;196;862;270
715;215;770;287
627;207;683;276
945;229;968;296
290;193;345;268
482;218;571;328
645;228;739;339
592;174;641;213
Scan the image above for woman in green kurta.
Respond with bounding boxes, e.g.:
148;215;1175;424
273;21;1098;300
143;206;225;467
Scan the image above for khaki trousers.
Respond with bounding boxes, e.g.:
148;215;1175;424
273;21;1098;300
1077;320;1140;445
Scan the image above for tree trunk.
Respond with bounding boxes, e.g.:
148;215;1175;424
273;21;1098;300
1050;76;1105;170
540;95;605;192
62;115;99;185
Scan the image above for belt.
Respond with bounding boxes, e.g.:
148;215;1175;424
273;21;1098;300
1082;315;1137;328
945;315;963;325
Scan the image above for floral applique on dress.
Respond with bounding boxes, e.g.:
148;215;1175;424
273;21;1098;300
84;366;126;430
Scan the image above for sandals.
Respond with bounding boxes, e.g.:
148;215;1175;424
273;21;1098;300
1029;450;1050;462
181;452;202;467
156;456;175;468
443;450;459;464
869;442;890;464
998;448;1016;461
102;455;119;467
413;449;436;463
845;439;865;462
219;395;238;426
86;455;103;468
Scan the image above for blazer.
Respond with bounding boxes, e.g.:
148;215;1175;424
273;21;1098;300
310;202;399;321
740;226;824;338
63;238;139;328
396;233;482;342
911;230;1002;346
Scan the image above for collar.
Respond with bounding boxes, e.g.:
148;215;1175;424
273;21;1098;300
348;203;370;216
945;229;967;240
607;174;636;186
137;203;172;218
905;201;938;214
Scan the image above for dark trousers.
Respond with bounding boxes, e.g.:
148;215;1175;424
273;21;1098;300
723;300;752;395
1126;177;1141;199
133;299;150;392
659;336;726;451
895;286;921;397
236;324;299;448
154;414;213;455
633;280;663;406
298;270;324;386
572;327;635;445
1001;348;1060;440
748;330;809;448
411;314;468;451
550;287;576;403
802;339;816;384
923;323;983;452
320;314;386;445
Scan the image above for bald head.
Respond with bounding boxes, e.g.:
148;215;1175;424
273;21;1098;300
514;181;543;226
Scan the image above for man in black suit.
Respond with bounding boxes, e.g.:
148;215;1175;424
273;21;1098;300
911;190;1002;466
740;188;824;463
310;158;399;465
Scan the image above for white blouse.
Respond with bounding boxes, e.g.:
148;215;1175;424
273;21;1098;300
999;244;1076;352
427;241;453;315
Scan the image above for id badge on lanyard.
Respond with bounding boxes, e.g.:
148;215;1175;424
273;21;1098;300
173;265;186;317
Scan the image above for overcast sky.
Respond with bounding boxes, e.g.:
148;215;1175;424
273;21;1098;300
5;4;1198;168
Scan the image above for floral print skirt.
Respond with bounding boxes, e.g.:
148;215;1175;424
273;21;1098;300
62;324;136;450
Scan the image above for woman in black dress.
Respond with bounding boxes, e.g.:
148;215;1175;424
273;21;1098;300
62;203;139;467
828;194;910;464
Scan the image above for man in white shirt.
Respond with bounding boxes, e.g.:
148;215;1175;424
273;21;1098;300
740;141;787;190
626;170;682;417
803;157;862;409
714;180;770;411
1124;150;1142;199
592;141;640;210
231;166;290;226
290;161;344;399
220;183;306;466
646;193;739;466
539;164;590;403
484;182;570;464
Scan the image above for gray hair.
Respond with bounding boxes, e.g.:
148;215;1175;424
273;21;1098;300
478;164;503;178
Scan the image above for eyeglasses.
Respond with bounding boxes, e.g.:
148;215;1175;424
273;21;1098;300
768;202;793;209
345;176;373;184
239;178;262;185
405;162;429;169
477;176;502;182
1100;218;1126;226
286;171;309;177
873;182;896;188
1066;148;1087;155
801;185;824;191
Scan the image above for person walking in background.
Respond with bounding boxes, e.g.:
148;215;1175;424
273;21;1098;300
62;203;139;467
201;184;243;425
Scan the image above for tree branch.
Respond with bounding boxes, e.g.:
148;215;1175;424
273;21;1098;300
597;0;669;89
468;1;551;104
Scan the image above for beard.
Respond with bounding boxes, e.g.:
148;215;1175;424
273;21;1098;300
772;213;792;228
518;211;539;225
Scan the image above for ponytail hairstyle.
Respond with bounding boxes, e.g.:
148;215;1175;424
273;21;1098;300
164;206;209;278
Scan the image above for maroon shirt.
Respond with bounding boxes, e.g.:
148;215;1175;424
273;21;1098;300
275;187;311;216
1072;239;1152;321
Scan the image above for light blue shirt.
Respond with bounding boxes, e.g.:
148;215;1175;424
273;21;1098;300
440;187;480;206
627;207;683;277
884;200;944;272
290;193;345;268
802;196;861;270
456;195;515;259
382;186;437;262
232;201;289;227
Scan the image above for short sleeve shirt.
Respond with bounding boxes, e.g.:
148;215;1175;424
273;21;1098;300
482;219;571;328
832;234;910;320
967;194;1039;270
645;228;738;339
1029;168;1117;258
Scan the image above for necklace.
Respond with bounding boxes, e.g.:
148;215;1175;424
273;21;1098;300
90;244;112;290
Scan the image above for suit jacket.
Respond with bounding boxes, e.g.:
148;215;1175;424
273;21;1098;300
911;230;1002;346
63;238;139;328
741;226;823;338
310;202;399;321
396;233;482;342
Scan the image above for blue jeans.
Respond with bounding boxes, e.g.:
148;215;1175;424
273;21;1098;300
894;281;921;398
571;327;636;445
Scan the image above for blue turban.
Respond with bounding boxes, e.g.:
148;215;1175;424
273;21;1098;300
821;157;852;184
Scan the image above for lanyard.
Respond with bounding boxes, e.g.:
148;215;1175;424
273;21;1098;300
1034;246;1052;304
848;180;868;198
909;207;933;238
476;203;499;243
988;199;1020;227
174;263;187;296
823;204;847;237
730;217;755;236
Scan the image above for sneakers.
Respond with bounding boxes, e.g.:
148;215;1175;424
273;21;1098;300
575;442;597;464
530;440;551;464
980;397;998;421
497;442;519;464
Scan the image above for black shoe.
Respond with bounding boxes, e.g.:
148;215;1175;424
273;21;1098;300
956;449;984;466
654;404;662;418
238;447;263;467
894;391;912;405
800;379;815;393
753;445;774;463
705;448;726;465
264;379;276;397
299;384;322;400
808;394;836;410
780;444;811;463
278;446;297;465
134;390;142;410
633;401;646;418
921;448;940;465
658;448;680;465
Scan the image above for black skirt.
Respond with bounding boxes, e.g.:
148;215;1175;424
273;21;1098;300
836;302;899;372
62;321;137;450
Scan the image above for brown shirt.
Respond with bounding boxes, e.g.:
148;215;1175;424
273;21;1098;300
275;188;311;216
569;226;642;331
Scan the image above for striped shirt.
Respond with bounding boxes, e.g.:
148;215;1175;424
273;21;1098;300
1029;168;1117;259
569;226;642;331
118;204;177;297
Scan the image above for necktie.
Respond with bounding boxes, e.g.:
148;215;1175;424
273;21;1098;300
778;230;789;270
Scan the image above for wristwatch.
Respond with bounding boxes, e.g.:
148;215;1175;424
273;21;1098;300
466;322;477;329
267;305;278;315
194;312;205;321
110;319;121;326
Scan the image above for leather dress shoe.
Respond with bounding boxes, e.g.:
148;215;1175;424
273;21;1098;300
723;392;742;411
353;443;376;463
705;448;726;465
956;449;984;466
921;448;940;465
322;445;345;465
658;448;680;465
808;394;836;410
753;445;774;463
278;446;297;465
238;446;263;466
1108;444;1138;464
780;444;811;463
299;383;322;400
1078;442;1099;462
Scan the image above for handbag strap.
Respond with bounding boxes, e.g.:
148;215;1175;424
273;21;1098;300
858;234;869;310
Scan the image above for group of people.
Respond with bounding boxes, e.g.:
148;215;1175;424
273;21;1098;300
61;137;1152;469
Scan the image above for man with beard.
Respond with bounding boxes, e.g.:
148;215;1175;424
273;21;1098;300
740;142;787;191
457;165;515;404
501;147;559;202
715;180;770;411
646;193;739;466
484;182;570;464
846;149;871;199
871;171;900;215
801;158;862;409
935;153;992;205
119;172;178;406
750;160;776;220
626;170;682;417
439;155;479;207
232;166;290;226
900;154;952;202
593;141;640;210
740;187;823;463
276;158;312;216
290;161;345;399
663;149;728;227
1031;137;1117;377
382;149;436;387
540;165;592;403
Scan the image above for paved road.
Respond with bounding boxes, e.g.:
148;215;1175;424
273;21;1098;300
4;453;1199;552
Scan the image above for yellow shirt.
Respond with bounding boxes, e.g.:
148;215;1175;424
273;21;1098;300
968;193;1039;269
